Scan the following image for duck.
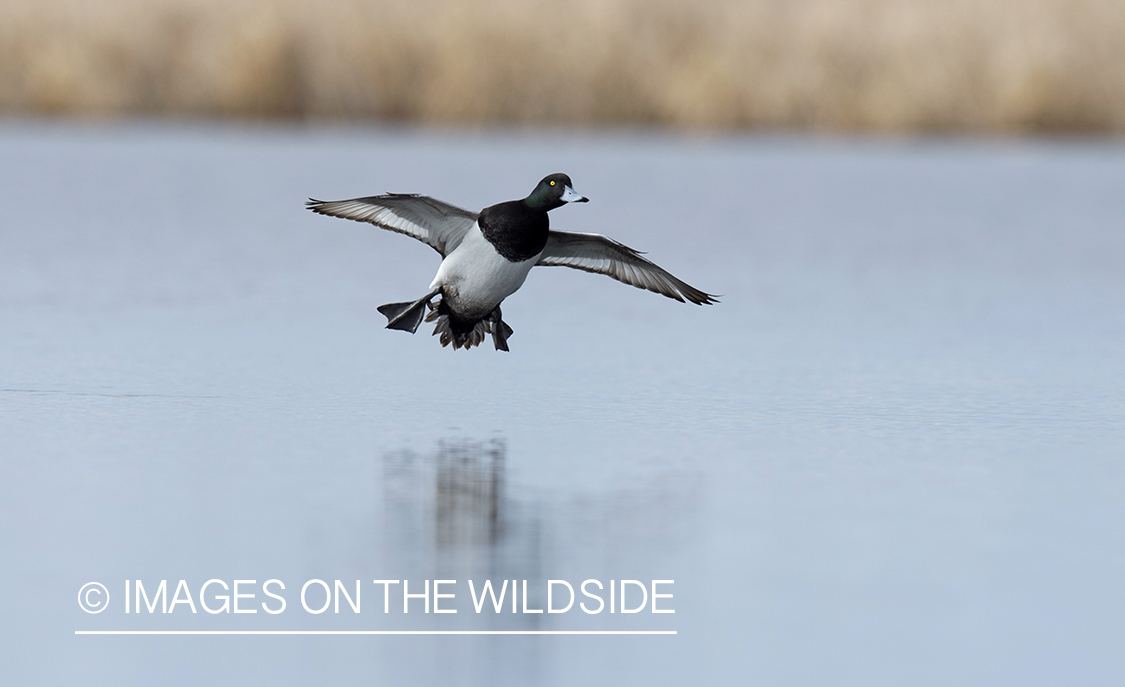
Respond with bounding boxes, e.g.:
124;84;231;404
307;173;717;351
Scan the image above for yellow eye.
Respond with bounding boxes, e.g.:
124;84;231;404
550;181;556;186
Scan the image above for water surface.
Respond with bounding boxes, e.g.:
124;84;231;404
1;124;1123;685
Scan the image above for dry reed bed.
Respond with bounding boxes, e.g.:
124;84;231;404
2;0;1124;131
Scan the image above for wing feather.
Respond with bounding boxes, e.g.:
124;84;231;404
536;231;718;305
306;193;478;257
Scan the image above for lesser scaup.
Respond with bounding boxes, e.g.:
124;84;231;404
307;173;717;350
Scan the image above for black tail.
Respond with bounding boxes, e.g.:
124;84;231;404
424;300;514;351
377;289;440;333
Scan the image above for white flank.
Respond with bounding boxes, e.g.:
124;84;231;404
430;223;540;318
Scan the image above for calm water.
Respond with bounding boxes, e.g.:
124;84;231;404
2;124;1123;685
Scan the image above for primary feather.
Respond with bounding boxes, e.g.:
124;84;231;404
537;231;718;305
306;194;478;257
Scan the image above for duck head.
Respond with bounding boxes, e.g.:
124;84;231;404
523;173;588;211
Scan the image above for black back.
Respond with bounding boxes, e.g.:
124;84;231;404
478;200;551;262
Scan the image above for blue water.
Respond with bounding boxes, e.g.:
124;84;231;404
2;123;1123;685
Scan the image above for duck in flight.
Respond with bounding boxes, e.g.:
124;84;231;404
307;173;717;351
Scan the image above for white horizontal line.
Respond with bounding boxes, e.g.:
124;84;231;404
75;630;675;636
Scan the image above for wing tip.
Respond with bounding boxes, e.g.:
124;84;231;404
673;289;719;305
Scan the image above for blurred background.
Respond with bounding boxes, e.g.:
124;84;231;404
3;0;1124;132
4;3;1125;685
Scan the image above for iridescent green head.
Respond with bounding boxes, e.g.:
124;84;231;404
523;173;588;211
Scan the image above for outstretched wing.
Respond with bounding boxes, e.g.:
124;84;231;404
307;193;479;257
536;231;718;305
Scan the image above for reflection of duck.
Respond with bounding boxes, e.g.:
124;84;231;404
380;437;696;643
383;439;699;559
308;174;717;350
383;438;513;550
433;439;505;548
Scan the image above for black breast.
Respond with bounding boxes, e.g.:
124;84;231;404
478;201;550;262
